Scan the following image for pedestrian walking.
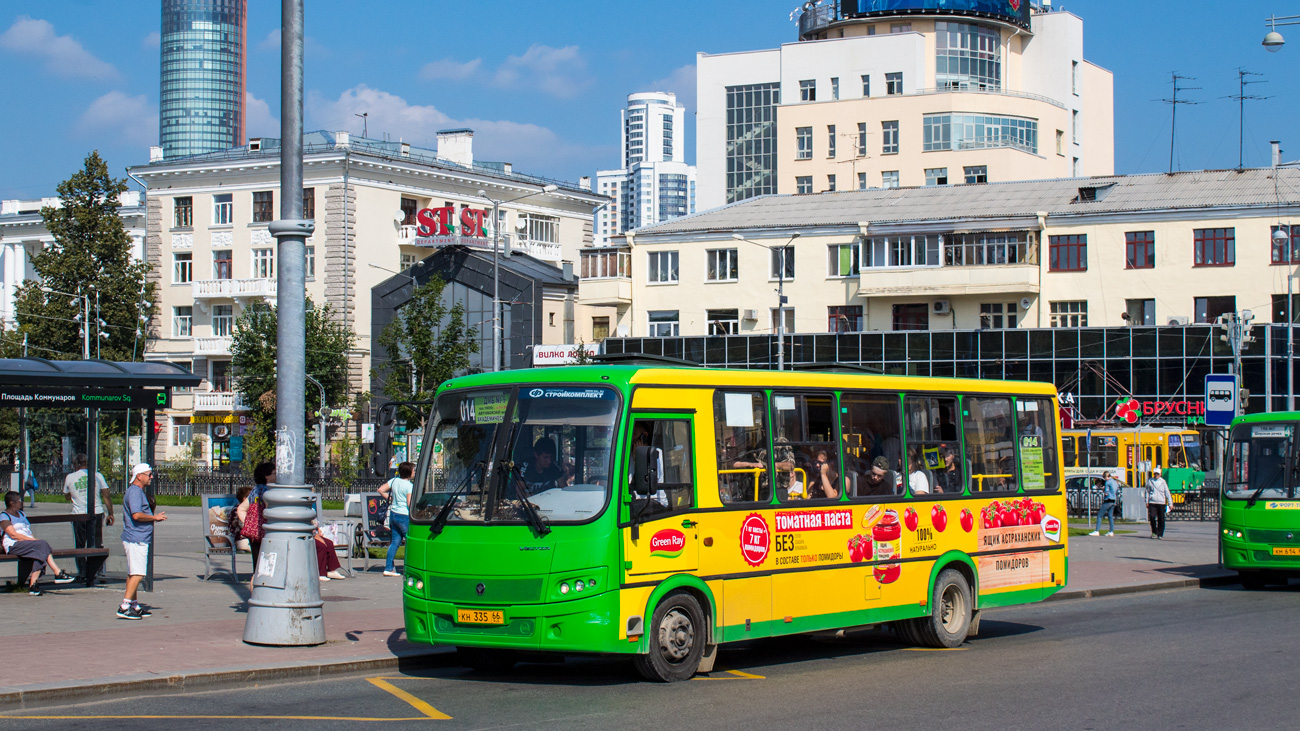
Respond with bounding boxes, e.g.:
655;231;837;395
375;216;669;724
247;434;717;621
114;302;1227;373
62;454;114;582
1146;466;1173;539
378;462;413;577
119;464;165;620
1088;471;1120;536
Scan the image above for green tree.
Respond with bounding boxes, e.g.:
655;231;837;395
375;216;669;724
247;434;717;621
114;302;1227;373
372;275;478;426
238;414;276;480
9;152;157;362
571;337;595;366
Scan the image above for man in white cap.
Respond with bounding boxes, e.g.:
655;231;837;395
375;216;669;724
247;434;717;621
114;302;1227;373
119;464;166;620
1146;466;1173;539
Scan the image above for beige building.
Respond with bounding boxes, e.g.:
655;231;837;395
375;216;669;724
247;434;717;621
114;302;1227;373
581;168;1300;342
696;3;1113;208
129;130;605;458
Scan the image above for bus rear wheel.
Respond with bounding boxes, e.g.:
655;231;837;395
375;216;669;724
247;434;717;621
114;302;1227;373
458;647;519;673
910;568;973;648
633;592;705;682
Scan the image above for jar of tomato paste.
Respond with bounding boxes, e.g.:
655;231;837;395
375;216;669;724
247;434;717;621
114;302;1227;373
873;510;902;584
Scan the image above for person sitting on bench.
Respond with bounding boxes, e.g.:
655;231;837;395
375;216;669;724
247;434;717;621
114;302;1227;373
1;491;76;595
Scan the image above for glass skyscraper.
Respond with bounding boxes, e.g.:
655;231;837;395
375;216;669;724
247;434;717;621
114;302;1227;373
159;0;247;159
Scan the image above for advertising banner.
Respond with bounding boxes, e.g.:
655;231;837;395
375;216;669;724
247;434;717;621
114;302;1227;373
841;0;1031;29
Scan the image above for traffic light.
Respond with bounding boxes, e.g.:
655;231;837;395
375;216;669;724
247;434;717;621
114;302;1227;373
371;406;397;476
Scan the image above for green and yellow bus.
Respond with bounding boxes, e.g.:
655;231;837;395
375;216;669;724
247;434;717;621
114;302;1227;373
1221;411;1300;589
402;364;1068;681
1061;427;1206;491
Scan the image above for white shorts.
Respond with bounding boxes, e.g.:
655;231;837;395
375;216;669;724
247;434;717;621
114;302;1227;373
123;541;150;576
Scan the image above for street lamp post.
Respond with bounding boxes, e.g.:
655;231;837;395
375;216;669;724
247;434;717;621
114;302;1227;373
1273;227;1297;411
40;285;98;519
305;373;327;477
732;232;801;370
1263;14;1300;51
477;185;558;372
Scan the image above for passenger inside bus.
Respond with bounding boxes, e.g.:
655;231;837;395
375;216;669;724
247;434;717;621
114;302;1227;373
715;391;773;503
856;456;898;496
519;437;565;495
907;450;933;495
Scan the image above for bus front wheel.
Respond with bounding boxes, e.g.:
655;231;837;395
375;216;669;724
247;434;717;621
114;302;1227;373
634;592;705;682
910;568;973;648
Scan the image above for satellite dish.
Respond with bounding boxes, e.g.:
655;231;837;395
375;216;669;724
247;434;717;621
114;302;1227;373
1019;297;1033;311
393;210;406;223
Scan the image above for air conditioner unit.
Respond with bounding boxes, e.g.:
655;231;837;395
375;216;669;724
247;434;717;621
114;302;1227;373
248;137;262;151
933;300;951;315
1167;316;1190;326
742;309;760;321
1019;296;1033;311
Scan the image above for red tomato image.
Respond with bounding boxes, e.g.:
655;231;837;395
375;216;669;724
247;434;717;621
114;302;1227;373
903;507;919;531
1001;510;1018;527
873;563;901;584
960;508;974;533
931;504;948;532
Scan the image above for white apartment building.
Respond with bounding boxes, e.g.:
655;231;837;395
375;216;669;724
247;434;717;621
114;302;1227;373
595;92;697;247
0;193;146;331
696;1;1113;209
129;129;605;458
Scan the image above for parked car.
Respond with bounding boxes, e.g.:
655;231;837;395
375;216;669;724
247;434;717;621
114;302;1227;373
1065;472;1128;517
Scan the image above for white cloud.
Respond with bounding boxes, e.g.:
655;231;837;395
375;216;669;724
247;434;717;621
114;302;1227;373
308;85;452;136
245;92;279;138
492;44;590;99
258;29;280;52
0;16;118;80
419;58;482;81
648;64;696;111
76;91;156;147
142;31;160;49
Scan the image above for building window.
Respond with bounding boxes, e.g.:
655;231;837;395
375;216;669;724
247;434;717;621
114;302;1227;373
1050;300;1088;327
648;310;680;337
1125;299;1155;326
707;309;740;335
253;190;274;223
400;197;418;226
400;253;417;269
1056;130;1064;155
706;249;739;281
857;122;867;156
1049;234;1087;271
305;245;315;280
886;72;903;95
724;82;780;204
828;305;863;332
922;113;1037;154
890;22;911;33
1072;60;1079;95
213;249;232;279
1125;231;1155;269
252;248;274;279
882;171;900;189
1273;293;1300;323
211;360;231;392
882;120;899;154
173;196;193;228
520;213;560;243
771;247;795;280
172;252;192;284
303;188;315;220
648;250;679;283
892;303;928;331
862;234;941;269
861;74;870;97
827;125;836;158
858;172;868;190
1194;296;1236;324
796;127;813;159
592;317;610;341
800;79;816;102
172;306;193;338
1072;157;1080;176
212;193;233;225
935;21;1001;91
964;165;988;184
1194;228;1235;267
1273;225;1300;264
212;304;234;337
1072;110;1080;144
827;174;837;192
796;176;813;194
581;249;631;279
772;307;795;334
830;77;839;100
925;168;948;186
979;302;1018;329
827;243;860;277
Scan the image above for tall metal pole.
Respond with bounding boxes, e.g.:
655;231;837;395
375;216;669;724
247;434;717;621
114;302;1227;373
245;0;324;647
492;199;501;372
777;246;786;371
1289;272;1295;411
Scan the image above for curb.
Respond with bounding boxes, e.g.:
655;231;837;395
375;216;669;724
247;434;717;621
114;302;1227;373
1049;573;1238;602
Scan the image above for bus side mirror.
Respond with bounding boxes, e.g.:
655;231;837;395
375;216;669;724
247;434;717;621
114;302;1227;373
632;445;660;496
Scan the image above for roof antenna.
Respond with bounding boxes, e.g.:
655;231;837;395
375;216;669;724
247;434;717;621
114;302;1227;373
354;112;368;138
1224;69;1269;169
1156;73;1200;173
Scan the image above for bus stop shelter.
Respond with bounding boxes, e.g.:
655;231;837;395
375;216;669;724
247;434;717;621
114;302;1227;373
0;357;202;589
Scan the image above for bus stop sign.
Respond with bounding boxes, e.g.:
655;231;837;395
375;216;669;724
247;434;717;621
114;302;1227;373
1204;374;1236;427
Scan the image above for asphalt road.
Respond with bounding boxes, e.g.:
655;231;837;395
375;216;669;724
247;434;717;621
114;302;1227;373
4;583;1297;730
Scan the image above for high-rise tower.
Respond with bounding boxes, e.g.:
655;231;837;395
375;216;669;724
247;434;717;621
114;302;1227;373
159;0;247;159
596;92;696;246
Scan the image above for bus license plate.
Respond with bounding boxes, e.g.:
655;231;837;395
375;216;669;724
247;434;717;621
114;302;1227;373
1272;547;1300;556
456;609;505;625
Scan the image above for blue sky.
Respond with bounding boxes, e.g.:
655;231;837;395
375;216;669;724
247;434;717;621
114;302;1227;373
2;1;1299;200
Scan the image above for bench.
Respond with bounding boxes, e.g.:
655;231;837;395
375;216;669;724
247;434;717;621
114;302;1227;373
1;513;110;588
358;492;392;572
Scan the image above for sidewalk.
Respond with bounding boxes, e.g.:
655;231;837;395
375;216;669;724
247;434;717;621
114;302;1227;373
0;506;1237;709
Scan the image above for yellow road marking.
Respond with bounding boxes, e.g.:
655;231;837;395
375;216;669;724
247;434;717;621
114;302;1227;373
1;716;429;722
696;668;766;680
904;646;968;651
367;676;453;719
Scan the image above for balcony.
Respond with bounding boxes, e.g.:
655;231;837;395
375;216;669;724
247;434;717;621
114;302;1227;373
193;278;277;300
579;278;632;306
855;263;1040;298
513;239;562;262
193;391;250;412
193;337;232;356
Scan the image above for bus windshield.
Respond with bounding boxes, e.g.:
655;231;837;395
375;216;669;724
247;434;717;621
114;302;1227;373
413;386;620;525
1224;423;1298;500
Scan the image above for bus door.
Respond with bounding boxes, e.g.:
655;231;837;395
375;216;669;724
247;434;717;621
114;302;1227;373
623;414;699;575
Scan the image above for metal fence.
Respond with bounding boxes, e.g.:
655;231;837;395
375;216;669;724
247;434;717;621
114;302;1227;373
4;466;385;502
1066;486;1220;522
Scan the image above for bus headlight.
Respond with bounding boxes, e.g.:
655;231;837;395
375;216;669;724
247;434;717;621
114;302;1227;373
574;580;585;592
560;582;570;595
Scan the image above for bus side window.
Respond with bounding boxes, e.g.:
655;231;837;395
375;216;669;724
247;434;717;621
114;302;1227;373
772;393;840;501
840;392;903;498
1061;435;1077;469
1016;398;1057;491
904;396;962;496
714;391;772;504
964;397;1016;492
632;418;695;512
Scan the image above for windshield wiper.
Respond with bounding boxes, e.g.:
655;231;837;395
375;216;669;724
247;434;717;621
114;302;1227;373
502;460;552;537
429;461;483;537
1246;466;1286;508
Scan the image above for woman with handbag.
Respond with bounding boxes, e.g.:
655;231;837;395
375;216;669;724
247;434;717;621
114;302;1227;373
378;462;414;577
238;461;274;578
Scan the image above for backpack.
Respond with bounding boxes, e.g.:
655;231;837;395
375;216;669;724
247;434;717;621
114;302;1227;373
240;494;265;540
